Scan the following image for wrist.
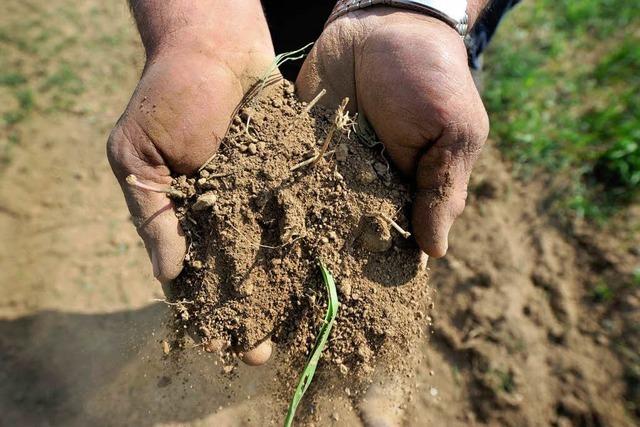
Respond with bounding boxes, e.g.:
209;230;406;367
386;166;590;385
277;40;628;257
132;0;274;77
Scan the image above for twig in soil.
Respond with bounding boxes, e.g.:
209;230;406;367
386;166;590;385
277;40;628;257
290;150;336;172
208;171;234;178
311;98;350;167
290;98;352;172
302;89;327;114
284;261;339;427
126;174;184;198
152;298;195;306
379;212;412;239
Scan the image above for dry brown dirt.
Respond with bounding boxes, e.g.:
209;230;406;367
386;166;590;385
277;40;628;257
167;81;431;383
1;1;638;426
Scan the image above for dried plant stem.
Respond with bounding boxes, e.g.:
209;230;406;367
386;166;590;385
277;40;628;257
302;89;327;114
152;298;194;306
290;150;336;172
311;98;350;167
379;212;412;239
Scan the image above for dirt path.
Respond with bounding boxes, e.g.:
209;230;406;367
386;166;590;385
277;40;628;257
1;1;638;426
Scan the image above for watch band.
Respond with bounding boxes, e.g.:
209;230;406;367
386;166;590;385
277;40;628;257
326;0;469;36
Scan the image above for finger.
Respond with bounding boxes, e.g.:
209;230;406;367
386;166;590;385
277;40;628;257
412;119;488;258
135;192;186;285
107;128;187;286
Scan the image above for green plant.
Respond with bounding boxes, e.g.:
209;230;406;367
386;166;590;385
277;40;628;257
485;0;640;218
42;63;84;95
592;281;614;303
0;72;27;87
284;261;339;427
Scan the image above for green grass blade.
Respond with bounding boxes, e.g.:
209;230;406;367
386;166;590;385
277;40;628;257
284;261;339;427
256;42;314;96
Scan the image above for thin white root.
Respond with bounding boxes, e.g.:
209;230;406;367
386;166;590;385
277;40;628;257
126;174;171;194
302;89;327;114
290;150;336;172
379;212;412;239
244;115;258;142
126;174;184;198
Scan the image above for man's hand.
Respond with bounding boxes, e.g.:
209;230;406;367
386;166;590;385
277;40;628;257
297;8;490;257
108;0;275;286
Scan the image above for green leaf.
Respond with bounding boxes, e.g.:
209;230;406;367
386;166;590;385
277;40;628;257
284;260;339;427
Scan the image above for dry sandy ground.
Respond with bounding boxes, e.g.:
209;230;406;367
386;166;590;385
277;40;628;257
1;1;638;426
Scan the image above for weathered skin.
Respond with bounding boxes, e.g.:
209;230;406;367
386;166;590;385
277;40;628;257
297;9;490;258
108;2;490;370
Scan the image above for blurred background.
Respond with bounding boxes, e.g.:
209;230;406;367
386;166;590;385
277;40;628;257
0;1;638;426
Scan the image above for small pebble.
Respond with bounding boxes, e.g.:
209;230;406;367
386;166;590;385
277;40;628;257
192;193;218;211
335;144;348;162
240;340;273;366
373;161;388;175
248;143;257;155
161;340;170;355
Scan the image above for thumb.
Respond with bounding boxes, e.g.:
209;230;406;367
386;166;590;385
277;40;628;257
412;122;487;258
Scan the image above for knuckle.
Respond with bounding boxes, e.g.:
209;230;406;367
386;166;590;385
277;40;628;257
106;125;128;173
474;108;491;144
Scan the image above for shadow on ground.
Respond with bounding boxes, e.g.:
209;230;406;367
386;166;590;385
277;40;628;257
0;304;276;426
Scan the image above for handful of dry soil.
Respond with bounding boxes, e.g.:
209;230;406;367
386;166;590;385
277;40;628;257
168;79;433;379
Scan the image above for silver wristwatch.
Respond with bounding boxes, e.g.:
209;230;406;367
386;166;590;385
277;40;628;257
326;0;469;37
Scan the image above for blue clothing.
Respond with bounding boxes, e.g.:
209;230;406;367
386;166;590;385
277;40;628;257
468;0;521;69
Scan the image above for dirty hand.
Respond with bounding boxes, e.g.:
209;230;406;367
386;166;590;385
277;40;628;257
297;8;489;257
107;0;274;286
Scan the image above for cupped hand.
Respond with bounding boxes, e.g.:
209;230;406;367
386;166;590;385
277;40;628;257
297;8;490;257
108;36;275;287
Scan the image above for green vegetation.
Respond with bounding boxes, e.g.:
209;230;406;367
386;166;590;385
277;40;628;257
42;63;84;95
485;0;640;219
0;72;27;87
285;261;339;427
591;281;614;303
3;88;35;125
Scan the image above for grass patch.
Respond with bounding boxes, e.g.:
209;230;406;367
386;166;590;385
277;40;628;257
42;64;84;95
3;88;35;125
0;72;27;87
485;0;640;219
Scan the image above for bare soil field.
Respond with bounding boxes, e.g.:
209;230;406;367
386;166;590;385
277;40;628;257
1;1;638;426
